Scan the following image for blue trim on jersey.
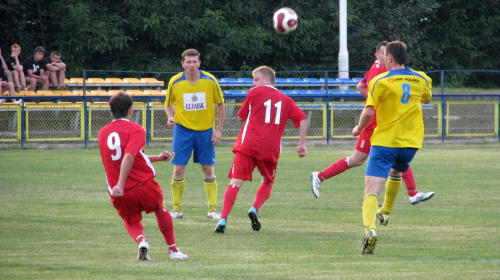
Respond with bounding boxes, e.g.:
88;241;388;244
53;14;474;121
172;71;216;84
369;68;430;96
169;71;223;104
200;71;224;102
200;70;216;82
171;72;187;86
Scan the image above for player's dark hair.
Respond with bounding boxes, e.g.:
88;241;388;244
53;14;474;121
386;41;407;65
253;66;276;85
34;46;45;54
109;92;133;119
376;41;388;53
182;49;201;61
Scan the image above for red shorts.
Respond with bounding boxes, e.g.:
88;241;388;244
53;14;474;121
355;119;376;154
228;152;277;183
111;179;164;224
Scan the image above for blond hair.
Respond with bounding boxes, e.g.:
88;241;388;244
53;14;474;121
252;66;276;85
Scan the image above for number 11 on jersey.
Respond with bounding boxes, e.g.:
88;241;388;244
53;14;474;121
264;99;282;124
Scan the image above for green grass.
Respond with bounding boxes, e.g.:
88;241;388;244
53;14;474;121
1;144;499;279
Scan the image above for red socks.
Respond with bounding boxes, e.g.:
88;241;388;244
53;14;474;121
221;181;273;220
221;184;240;219
124;208;179;252
124;220;145;245
253;182;272;210
155;208;176;250
320;157;350;181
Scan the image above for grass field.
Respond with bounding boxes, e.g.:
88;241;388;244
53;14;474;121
0;144;499;279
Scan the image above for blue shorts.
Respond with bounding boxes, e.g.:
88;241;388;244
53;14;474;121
172;124;216;166
365;146;418;178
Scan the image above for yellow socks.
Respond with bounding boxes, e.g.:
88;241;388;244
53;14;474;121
171;177;218;213
379;175;402;215
363;194;378;234
171;178;185;212
204;178;218;212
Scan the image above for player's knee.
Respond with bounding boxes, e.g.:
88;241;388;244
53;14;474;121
348;157;365;167
389;169;402;176
201;165;215;177
172;169;185;179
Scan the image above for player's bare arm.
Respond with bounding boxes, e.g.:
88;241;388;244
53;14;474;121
356;82;368;98
297;118;308;157
148;151;172;163
352;106;375;136
212;102;226;146
165;106;175;128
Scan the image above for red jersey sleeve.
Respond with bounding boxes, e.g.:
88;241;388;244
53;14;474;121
285;96;307;127
238;91;251;120
124;125;145;156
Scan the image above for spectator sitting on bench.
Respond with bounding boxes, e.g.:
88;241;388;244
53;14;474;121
23;46;49;91
0;48;22;104
4;44;35;92
44;51;69;90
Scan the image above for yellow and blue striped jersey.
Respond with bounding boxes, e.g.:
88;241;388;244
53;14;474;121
165;70;224;131
366;68;432;148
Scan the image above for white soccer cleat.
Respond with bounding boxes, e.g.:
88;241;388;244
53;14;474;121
207;211;221;219
169;250;188;260
409;191;435;205
169;211;183;219
138;239;151;261
311;172;321;198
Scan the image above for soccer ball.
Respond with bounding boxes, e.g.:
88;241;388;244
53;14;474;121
272;7;298;34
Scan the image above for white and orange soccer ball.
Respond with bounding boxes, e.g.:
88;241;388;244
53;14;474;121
272;7;298;34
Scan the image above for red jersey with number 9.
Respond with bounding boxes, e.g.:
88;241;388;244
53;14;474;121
98;119;156;192
233;85;307;163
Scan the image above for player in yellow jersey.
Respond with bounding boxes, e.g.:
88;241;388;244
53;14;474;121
352;41;432;255
165;49;225;219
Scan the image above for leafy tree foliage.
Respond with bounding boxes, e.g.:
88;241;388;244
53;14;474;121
1;0;498;86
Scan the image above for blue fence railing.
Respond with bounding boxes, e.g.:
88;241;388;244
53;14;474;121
1;70;499;147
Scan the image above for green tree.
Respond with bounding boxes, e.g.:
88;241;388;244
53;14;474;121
1;0;498;86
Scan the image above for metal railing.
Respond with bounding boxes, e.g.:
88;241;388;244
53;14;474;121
1;70;499;147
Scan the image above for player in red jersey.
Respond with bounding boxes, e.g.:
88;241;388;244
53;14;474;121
214;66;308;233
98;92;187;260
310;41;434;205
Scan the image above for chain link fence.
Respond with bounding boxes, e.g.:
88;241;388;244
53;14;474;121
1;96;498;146
88;103;146;140
446;101;498;137
25;103;84;141
0;104;20;141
